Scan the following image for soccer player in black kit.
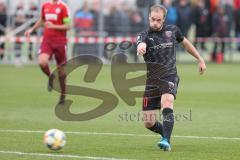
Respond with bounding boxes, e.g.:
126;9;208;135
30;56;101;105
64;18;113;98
137;5;206;151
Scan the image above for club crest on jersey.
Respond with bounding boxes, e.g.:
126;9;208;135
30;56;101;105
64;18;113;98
55;8;61;14
165;31;172;38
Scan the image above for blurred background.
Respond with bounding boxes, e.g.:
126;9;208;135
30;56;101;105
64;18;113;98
0;0;240;65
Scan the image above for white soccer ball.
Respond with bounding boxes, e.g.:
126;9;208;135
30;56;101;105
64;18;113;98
43;129;66;150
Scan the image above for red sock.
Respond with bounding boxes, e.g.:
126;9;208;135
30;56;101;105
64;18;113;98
59;74;66;96
57;66;66;96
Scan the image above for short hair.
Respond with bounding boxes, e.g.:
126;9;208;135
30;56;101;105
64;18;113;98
149;4;168;18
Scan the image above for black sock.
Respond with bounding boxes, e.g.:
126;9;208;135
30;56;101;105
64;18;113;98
147;121;163;136
162;108;174;142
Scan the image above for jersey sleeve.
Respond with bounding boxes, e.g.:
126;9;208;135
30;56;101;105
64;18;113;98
175;26;184;43
136;31;148;46
62;4;71;24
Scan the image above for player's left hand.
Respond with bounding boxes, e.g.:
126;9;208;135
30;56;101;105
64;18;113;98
198;59;206;75
45;21;55;29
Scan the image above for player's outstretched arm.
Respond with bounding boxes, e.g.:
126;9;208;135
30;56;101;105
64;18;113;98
24;18;43;37
181;37;206;75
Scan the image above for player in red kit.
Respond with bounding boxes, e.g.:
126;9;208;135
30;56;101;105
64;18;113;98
25;0;71;104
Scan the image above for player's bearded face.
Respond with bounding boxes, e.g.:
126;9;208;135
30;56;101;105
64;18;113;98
149;11;165;31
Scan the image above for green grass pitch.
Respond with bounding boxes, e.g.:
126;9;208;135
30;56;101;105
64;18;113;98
0;63;239;160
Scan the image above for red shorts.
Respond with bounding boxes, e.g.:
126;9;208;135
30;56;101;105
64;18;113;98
39;40;67;65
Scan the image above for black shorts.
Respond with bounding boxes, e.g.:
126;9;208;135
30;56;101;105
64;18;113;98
142;75;180;111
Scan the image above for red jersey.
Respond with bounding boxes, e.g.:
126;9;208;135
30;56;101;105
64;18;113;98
41;0;70;43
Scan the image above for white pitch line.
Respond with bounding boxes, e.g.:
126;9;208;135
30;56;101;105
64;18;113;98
0;129;240;140
174;135;240;140
0;150;132;160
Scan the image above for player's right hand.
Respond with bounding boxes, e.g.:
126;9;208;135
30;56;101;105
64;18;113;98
198;59;206;75
137;42;147;56
24;28;33;38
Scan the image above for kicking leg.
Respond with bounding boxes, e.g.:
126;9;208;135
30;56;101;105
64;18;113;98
38;53;53;91
38;53;50;77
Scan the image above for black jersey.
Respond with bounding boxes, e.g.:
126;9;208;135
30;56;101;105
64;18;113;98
137;24;184;79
